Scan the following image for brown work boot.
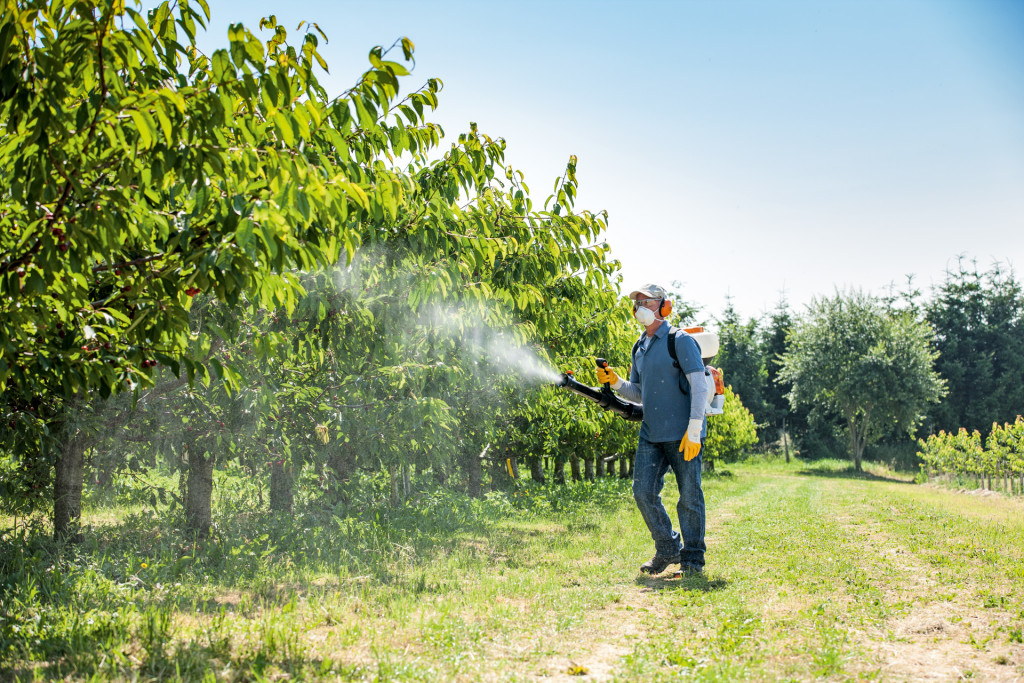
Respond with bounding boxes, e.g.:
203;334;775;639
639;553;681;574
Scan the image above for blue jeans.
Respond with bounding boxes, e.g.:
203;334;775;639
632;435;706;567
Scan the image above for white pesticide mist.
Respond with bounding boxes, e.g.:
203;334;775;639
423;305;562;386
482;337;562;385
333;248;562;387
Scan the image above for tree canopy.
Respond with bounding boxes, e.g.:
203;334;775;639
778;291;945;470
1;0;624;537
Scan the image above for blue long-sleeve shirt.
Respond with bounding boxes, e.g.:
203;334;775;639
615;322;708;443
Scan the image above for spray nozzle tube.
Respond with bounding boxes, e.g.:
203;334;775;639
555;367;643;422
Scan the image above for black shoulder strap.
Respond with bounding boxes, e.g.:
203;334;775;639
631;334;643;360
667;329;679;369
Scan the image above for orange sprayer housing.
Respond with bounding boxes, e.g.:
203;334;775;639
708;366;725;395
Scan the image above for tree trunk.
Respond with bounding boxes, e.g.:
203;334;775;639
185;450;215;537
489;457;507;487
584;457;595;482
53;433;87;542
553;455;566;485
269;461;293;512
619;454;630;479
402;463;411;497
569;453;582;482
782;417;790;464
432;458;449;487
328;445;353;505
848;417;866;471
467;450;483;498
94;466;114;490
849;418;859;471
594;457;604;478
529;457;545;483
389;464;401;505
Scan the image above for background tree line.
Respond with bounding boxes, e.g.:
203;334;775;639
708;258;1023;469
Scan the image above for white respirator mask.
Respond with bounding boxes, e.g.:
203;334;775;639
634;305;657;326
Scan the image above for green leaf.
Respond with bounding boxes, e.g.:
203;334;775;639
153;104;173;141
382;60;409;77
212;49;233;82
236;218;254;248
129;111;156;149
368;46;384;69
400;37;415;60
273;112;294;144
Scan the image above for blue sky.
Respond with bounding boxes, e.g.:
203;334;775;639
202;0;1024;320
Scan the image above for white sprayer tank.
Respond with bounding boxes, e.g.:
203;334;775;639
683;327;725;416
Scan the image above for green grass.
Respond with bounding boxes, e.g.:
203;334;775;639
2;459;1023;681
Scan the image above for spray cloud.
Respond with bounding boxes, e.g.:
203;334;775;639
423;304;561;385
335;247;562;386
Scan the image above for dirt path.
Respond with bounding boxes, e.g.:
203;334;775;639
532;583;657;681
530;477;754;681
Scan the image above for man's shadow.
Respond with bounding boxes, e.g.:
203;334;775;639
634;572;730;592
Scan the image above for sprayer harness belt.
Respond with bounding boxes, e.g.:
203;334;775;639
615;321;708;443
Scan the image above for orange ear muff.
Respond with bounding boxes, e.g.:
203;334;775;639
660;299;672;317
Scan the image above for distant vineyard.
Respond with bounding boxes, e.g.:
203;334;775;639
918;417;1024;494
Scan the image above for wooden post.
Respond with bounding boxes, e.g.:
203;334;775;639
782;416;790;464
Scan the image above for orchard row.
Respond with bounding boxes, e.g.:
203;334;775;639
0;0;761;541
917;417;1024;495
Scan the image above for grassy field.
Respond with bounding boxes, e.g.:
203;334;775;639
2;458;1023;682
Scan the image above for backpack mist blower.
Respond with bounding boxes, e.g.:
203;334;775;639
555;326;728;421
555;358;643;422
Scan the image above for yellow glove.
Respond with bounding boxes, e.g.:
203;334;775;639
679;419;703;461
595;365;619;387
679;435;701;461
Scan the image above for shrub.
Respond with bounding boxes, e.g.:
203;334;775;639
704;386;758;463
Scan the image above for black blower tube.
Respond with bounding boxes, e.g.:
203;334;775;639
555;358;643;422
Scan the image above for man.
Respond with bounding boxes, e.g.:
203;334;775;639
596;284;709;575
